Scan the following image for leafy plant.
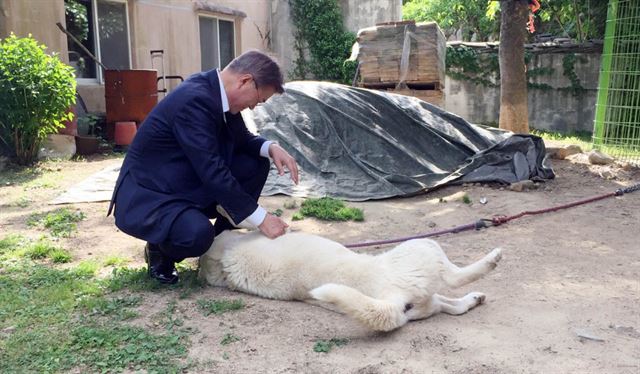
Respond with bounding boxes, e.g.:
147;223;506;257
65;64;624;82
298;197;364;221
289;0;357;83
0;34;76;165
313;337;349;353
76;113;101;136
220;333;241;346
197;298;245;316
403;0;499;41
0;255;190;373
27;208;86;237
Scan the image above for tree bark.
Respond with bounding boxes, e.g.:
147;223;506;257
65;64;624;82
499;0;529;133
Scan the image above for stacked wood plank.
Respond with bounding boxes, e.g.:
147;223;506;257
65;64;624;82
356;21;446;106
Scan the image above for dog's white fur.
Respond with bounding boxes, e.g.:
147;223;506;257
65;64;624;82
198;230;502;331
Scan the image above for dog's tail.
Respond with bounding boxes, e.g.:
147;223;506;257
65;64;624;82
443;247;502;288
309;283;407;332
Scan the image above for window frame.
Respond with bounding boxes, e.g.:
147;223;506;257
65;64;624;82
74;0;132;85
198;14;237;71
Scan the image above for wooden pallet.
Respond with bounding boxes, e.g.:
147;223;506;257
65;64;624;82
356;21;446;86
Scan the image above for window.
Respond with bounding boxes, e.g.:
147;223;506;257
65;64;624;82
199;16;235;71
64;0;131;81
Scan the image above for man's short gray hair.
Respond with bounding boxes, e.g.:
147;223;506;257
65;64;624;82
225;50;284;93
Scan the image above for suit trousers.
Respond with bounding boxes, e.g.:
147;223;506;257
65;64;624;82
157;153;270;261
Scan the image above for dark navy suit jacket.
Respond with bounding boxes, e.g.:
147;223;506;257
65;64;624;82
108;69;267;244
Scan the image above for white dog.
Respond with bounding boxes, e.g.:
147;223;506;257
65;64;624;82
198;230;502;332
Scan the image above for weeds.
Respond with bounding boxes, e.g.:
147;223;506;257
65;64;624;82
298;197;364;221
197;298;245;316
220;333;241;345
0;235;191;373
313;338;349;353
103;255;129;267
0;235;71;263
27;208;85;237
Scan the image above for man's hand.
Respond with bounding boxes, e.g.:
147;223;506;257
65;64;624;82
258;213;289;239
269;143;299;185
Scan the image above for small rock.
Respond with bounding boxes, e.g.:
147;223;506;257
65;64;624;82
575;328;605;342
599;169;615;180
588;150;615;165
479;197;488;204
546;146;562;159
559;144;582;159
617;161;634;171
427;221;437;228
509;180;535;192
547;144;582;160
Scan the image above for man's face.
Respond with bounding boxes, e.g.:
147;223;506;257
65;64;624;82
228;74;277;114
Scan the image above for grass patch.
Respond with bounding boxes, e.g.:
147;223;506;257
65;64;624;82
298;197;364;221
0;235;71;263
103;255;130;267
0;235;191;373
10;195;32;208
220;333;241;345
532;129;593;151
313;338;349;353
197;299;245;316
462;194;472;204
27;208;85;237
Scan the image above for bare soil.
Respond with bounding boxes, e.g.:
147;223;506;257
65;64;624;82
1;149;639;374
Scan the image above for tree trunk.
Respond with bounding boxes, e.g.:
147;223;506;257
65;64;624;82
499;0;529;133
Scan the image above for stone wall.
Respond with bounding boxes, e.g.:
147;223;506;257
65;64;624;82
444;51;601;133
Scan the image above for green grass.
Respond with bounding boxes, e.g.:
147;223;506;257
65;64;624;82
0;234;192;373
220;333;241;346
298;197;364;222
103;255;130;267
313;338;349;353
27;208;86;237
531;129;593;151
1;235;72;263
197;299;245;316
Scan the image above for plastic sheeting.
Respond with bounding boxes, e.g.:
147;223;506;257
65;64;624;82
245;81;554;201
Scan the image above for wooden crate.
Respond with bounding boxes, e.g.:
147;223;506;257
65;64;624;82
385;88;445;108
357;21;446;87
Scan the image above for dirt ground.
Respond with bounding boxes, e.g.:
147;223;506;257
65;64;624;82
1;147;639;374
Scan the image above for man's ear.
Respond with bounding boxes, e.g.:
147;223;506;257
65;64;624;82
238;74;253;87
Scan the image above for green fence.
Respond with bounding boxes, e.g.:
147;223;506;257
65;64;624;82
593;0;640;165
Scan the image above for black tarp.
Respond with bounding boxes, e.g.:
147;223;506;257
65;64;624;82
246;81;554;201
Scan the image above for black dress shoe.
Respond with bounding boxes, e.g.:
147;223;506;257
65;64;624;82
144;243;179;284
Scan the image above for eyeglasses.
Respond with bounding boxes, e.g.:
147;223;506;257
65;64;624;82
250;75;262;106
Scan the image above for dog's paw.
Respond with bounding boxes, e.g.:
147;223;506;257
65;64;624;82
486;248;502;269
468;292;486;306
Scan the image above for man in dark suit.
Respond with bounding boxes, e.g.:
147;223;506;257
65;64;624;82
108;50;298;284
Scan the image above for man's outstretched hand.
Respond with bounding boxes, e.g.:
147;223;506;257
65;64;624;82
269;143;299;185
258;213;289;239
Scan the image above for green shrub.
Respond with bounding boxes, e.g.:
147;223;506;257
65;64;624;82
0;34;76;165
299;197;364;221
27;208;85;237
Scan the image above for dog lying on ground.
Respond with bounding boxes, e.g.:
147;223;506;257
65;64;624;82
198;230;502;331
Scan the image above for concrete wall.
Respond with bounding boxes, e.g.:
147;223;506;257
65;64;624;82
270;0;402;79
0;0;68;63
339;0;402;33
0;0;271;112
444;52;601;133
